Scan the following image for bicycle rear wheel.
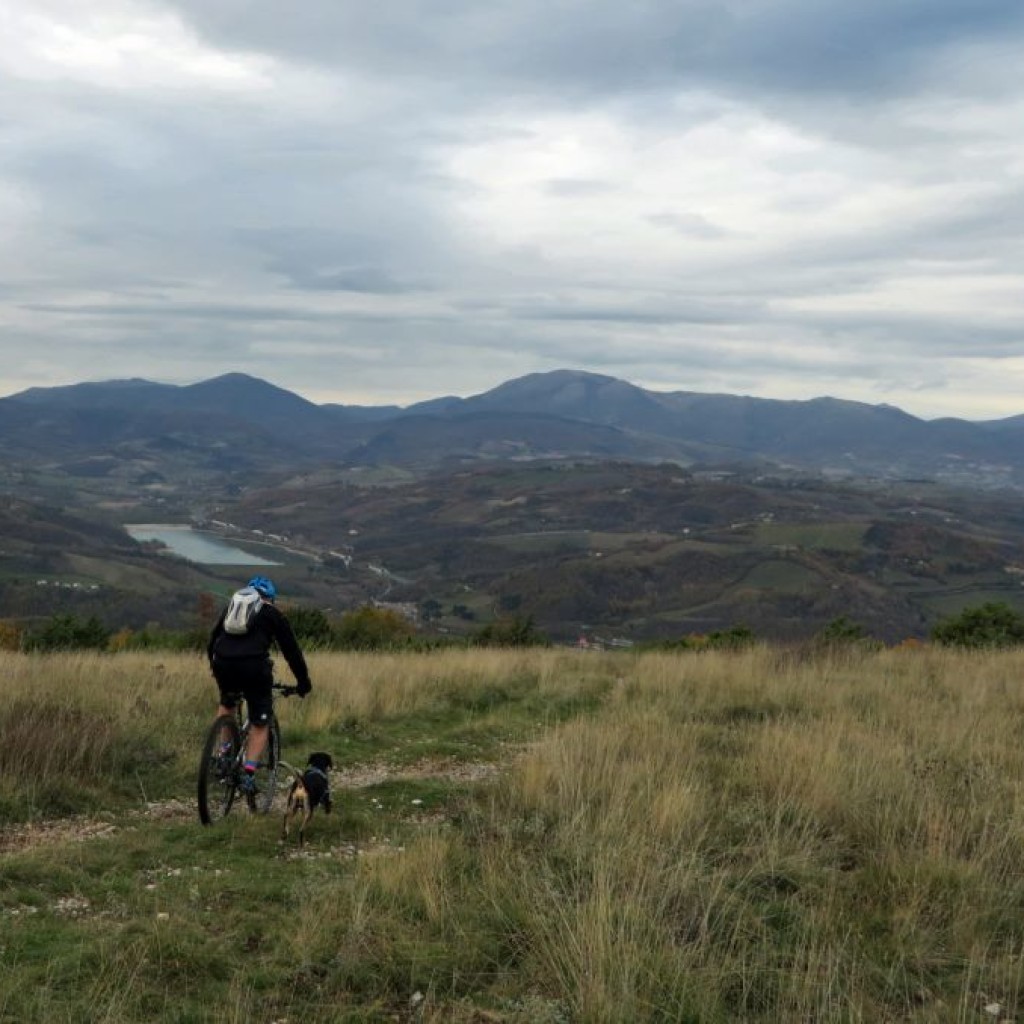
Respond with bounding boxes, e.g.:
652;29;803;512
245;714;281;814
198;714;242;825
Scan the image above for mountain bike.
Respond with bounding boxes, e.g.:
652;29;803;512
197;682;297;825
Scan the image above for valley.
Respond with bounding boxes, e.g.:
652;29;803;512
3;370;1024;643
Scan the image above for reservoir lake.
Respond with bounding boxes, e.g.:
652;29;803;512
126;525;280;566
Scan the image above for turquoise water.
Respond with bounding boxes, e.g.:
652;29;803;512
126;525;280;566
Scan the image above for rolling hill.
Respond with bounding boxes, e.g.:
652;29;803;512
208;461;1024;643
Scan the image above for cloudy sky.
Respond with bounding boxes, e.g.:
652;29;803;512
2;0;1024;419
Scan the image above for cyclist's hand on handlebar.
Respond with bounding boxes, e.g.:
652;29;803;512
296;678;312;698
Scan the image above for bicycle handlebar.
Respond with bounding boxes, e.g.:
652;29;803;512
273;683;299;697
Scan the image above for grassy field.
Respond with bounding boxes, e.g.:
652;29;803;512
3;647;1024;1022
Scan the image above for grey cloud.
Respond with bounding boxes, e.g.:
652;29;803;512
19;301;458;328
243;226;441;294
544;179;616;197
168;0;1024;100
21;302;331;322
512;299;763;326
0;77;477;304
785;311;1024;359
647;212;734;240
271;264;418;295
690;184;1024;305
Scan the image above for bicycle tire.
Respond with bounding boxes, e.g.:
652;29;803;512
245;714;281;814
198;714;242;825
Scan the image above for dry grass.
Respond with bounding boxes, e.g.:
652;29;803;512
5;645;1024;1021
300;646;611;727
473;646;1024;1021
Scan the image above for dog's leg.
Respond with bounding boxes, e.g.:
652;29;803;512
282;792;295;841
288;784;309;846
281;781;302;842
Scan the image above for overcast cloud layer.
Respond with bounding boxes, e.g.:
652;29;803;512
2;0;1024;418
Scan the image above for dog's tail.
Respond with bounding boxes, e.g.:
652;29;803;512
276;760;305;787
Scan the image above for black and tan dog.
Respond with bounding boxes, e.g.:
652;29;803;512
281;752;334;845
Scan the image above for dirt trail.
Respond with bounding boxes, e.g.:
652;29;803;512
332;755;504;790
0;757;507;855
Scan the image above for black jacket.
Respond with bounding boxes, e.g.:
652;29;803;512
208;602;310;686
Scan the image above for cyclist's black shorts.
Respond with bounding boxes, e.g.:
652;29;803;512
212;656;274;727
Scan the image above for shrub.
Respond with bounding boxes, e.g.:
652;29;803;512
704;624;756;650
472;615;548;648
107;627;135;653
23;613;110;652
648;624;756;652
286;605;334;647
0;619;22;651
334;605;416;650
931;601;1024;649
817;615;869;644
107;627;203;652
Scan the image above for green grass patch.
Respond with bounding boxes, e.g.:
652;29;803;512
736;558;823;592
752;520;868;551
293;670;613;771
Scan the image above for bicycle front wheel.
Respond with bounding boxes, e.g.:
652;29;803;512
246;715;281;815
198;714;242;825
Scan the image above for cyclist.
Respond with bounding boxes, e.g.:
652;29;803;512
207;575;312;793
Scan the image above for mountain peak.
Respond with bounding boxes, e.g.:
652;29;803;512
467;368;674;432
178;373;323;425
482;368;621;394
191;372;267;387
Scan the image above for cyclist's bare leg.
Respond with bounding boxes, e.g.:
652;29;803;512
245;723;269;767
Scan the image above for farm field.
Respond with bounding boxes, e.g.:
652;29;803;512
3;647;1024;1022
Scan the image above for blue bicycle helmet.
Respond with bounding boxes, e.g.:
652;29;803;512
247;575;277;601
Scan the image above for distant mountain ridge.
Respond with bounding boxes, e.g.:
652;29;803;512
4;369;1024;488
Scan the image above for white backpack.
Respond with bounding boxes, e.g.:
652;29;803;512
223;587;263;635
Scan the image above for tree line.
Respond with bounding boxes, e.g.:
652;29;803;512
1;603;550;653
3;600;1024;653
